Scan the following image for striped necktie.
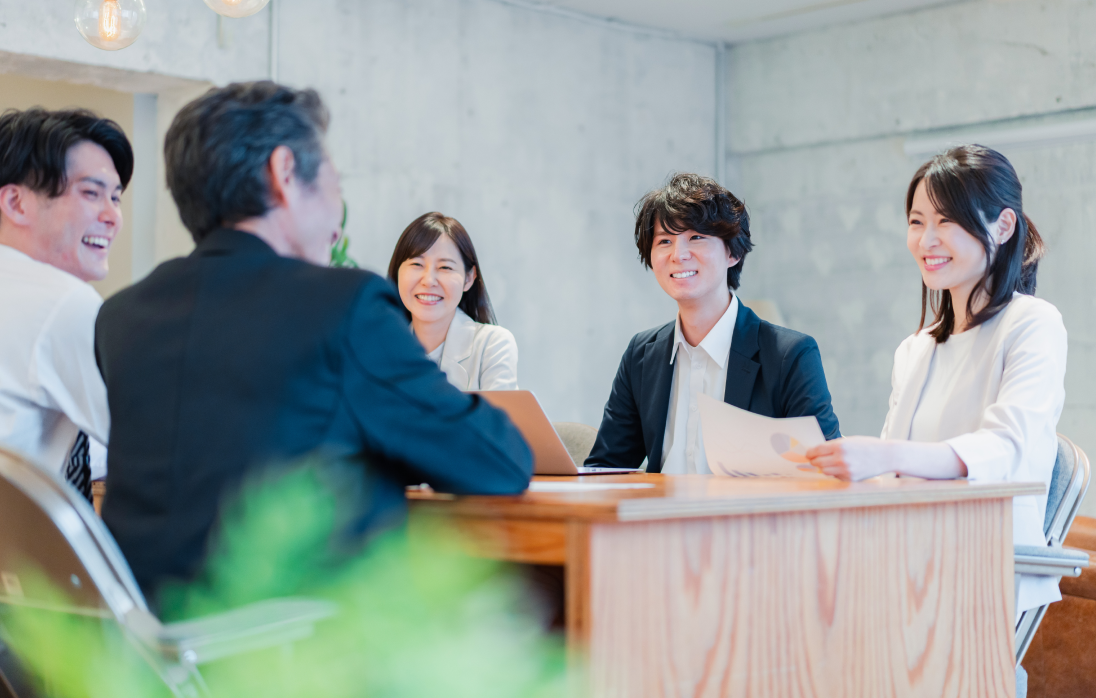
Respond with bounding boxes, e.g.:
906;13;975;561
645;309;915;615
65;431;93;504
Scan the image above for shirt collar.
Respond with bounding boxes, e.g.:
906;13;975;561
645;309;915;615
670;294;739;369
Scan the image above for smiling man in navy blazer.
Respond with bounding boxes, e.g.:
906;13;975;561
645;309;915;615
585;173;840;474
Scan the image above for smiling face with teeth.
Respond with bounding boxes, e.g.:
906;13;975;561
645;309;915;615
0;141;123;282
650;218;740;310
907;180;996;319
397;234;477;345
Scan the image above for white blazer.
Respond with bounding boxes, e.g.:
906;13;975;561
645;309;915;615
881;293;1067;612
437;308;519;391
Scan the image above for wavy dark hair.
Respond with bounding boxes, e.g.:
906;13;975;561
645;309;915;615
387;212;495;325
634;172;753;290
0;108;133;196
908;145;1045;343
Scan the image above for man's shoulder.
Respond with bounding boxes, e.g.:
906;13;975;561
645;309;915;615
107;254;386;310
629;320;676;350
754;319;819;358
0;246;100;302
0;249;102;328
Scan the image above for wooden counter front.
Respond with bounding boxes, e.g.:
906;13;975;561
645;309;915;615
410;474;1041;698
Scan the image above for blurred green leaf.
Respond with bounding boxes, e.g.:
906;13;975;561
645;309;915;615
2;460;572;698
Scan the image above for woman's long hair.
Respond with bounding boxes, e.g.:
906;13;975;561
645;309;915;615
386;212;496;325
907;145;1045;343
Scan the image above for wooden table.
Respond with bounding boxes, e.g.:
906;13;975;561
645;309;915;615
409;473;1042;697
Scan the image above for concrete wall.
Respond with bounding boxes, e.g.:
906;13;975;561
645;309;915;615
277;0;718;425
0;0;719;428
726;0;1096;513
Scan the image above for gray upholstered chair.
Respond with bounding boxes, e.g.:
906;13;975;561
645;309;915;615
0;447;335;698
551;422;598;468
1015;434;1092;663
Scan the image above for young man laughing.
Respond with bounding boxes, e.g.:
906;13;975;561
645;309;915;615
585;173;841;474
0;108;132;498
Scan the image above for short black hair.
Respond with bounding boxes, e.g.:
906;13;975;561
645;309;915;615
164;81;330;243
0;108;133;198
634;173;753;290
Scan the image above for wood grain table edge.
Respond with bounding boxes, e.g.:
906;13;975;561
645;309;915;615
615;481;1046;522
409;479;1045;524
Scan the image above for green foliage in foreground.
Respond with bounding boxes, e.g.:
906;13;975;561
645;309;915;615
330;236;360;269
1;461;571;698
330;201;360;269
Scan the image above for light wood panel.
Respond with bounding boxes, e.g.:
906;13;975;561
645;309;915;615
92;481;106;516
585;500;1016;698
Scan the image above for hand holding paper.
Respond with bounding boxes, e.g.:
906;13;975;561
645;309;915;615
697;394;829;478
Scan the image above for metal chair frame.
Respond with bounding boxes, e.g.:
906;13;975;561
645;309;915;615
0;447;335;698
1015;434;1092;663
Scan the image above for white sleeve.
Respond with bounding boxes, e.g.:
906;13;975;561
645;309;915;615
32;285;111;447
880;337;911;439
477;326;519;391
946;305;1067;483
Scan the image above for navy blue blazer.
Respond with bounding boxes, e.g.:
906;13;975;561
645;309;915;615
584;302;841;472
96;229;532;600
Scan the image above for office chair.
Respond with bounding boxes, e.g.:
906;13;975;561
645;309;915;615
1014;434;1092;663
0;447;336;698
552;422;598;467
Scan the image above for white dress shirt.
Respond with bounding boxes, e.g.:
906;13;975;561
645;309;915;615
660;294;739;475
435;308;519;391
882;293;1066;613
0;244;110;476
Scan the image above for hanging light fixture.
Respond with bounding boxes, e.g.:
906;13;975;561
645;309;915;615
204;0;271;19
73;0;146;51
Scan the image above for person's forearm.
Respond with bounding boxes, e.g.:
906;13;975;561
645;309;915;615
889;441;968;479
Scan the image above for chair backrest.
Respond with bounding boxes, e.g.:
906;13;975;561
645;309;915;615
1044;434;1091;546
551;422;598;467
0;447;149;623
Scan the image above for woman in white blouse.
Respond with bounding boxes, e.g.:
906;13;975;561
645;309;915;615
806;145;1066;626
387;212;518;391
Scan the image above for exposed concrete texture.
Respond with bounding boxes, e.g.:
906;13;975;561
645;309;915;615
727;0;1096;514
0;2;268;87
277;0;717;426
729;0;1096;153
0;0;717;428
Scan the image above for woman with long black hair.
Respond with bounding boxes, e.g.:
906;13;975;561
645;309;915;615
806;145;1066;628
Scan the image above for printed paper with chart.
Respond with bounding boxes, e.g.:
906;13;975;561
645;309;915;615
697;393;829;478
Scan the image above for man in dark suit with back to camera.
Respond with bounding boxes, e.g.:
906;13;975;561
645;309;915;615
585;173;840;474
95;82;533;602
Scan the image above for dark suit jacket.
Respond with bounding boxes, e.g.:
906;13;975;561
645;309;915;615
95;229;532;599
584;302;840;472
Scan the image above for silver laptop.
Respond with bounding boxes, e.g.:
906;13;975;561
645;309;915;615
474;391;637;475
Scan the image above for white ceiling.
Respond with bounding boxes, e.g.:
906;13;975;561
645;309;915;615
534;0;961;43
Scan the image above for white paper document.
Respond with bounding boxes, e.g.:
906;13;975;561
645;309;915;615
528;482;656;493
697;394;828;479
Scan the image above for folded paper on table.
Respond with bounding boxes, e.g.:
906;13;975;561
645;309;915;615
528;482;656;493
697;394;829;479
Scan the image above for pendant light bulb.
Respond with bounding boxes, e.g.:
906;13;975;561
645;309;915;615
74;0;146;51
204;0;271;19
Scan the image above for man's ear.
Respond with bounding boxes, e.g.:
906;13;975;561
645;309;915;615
0;184;34;227
266;145;297;208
